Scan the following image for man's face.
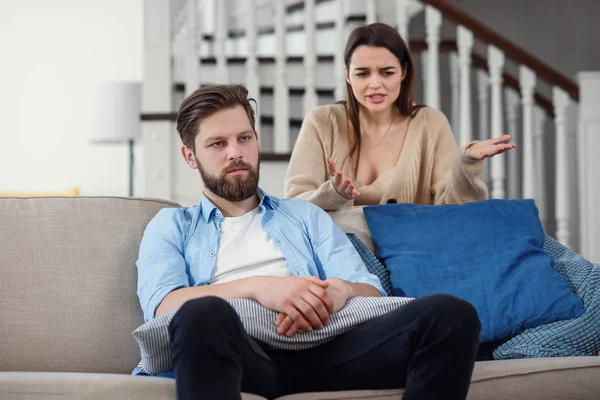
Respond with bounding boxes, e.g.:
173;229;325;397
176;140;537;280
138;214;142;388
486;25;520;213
181;106;260;202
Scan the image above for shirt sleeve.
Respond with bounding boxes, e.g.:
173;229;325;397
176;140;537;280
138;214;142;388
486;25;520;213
305;203;387;296
136;208;190;321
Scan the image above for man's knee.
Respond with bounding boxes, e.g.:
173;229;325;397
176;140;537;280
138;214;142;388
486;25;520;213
168;296;241;340
417;294;481;338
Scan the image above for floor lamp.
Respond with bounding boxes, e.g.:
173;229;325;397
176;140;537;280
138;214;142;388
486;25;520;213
90;81;141;197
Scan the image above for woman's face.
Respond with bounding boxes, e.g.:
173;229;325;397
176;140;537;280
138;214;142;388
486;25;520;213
345;45;406;114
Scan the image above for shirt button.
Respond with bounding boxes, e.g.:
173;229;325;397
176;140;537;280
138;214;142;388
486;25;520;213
354;254;359;258
219;229;223;234
212;216;215;221
209;252;215;257
216;212;220;217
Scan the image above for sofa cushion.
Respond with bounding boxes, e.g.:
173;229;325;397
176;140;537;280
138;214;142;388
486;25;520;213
0;197;179;374
363;199;585;342
275;356;600;400
0;372;266;400
494;234;600;358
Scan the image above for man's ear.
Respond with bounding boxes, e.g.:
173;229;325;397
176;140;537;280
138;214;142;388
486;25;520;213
181;146;198;169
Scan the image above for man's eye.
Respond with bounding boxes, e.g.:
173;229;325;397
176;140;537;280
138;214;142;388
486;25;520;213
240;135;251;142
210;141;222;148
356;72;367;77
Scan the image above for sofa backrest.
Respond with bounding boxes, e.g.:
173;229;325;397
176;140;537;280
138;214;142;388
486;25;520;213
0;196;179;374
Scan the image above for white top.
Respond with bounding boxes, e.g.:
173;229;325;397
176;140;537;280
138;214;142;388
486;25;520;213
210;206;292;285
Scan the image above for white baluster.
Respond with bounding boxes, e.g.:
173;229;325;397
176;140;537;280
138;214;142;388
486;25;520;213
274;0;289;153
143;0;173;199
184;0;199;97
214;0;228;83
425;6;441;110
488;45;506;199
421;52;428;105
553;86;571;246
504;87;520;199
244;0;261;140
396;0;410;41
449;52;460;138
366;0;377;24
519;66;536;200
577;72;600;262
196;0;204;80
334;0;346;101
477;70;490;185
457;26;474;147
173;12;185;84
303;0;318;115
533;105;547;229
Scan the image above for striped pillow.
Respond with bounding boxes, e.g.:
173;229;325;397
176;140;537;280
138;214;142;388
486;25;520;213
133;296;413;375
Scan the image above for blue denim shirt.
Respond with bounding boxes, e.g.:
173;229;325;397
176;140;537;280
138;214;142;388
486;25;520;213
136;188;386;322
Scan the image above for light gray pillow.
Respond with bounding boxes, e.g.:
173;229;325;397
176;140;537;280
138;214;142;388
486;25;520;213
133;296;413;375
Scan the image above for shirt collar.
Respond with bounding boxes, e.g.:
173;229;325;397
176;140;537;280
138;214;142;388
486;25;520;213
198;187;274;223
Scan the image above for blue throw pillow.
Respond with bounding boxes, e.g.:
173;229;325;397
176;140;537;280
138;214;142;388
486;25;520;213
363;199;584;343
493;234;600;358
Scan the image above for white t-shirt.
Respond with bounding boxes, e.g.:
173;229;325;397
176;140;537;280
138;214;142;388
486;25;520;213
210;206;292;284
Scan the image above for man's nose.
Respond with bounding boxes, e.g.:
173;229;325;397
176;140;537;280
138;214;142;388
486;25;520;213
227;142;242;159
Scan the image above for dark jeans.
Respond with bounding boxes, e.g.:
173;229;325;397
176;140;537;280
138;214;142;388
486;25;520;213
168;294;481;400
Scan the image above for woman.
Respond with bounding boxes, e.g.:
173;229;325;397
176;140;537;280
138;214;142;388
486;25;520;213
284;23;514;210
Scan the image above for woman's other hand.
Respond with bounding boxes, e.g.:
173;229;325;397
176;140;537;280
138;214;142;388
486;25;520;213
327;158;361;200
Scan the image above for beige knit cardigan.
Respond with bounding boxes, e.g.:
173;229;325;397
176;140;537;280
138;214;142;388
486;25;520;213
284;104;488;210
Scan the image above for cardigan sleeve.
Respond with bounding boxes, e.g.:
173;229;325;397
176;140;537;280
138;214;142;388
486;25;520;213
428;110;489;204
284;107;353;210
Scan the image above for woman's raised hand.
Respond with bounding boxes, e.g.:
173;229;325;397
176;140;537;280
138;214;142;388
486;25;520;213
327;158;360;200
464;134;516;161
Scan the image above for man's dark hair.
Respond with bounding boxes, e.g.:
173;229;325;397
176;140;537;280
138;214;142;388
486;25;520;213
176;84;257;152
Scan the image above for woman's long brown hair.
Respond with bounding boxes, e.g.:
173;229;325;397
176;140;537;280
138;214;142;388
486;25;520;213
340;23;424;173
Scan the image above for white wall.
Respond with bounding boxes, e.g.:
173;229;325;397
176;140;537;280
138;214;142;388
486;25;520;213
0;0;143;196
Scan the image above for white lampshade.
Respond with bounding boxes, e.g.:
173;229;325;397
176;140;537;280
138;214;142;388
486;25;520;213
91;81;141;143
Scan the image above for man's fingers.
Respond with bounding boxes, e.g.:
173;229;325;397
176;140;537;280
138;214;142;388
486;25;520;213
277;315;294;335
283;306;312;331
300;291;329;327
285;323;301;338
305;276;329;288
308;284;334;314
292;297;323;329
275;312;286;327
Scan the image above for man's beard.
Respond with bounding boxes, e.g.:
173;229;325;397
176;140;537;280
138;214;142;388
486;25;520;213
197;158;260;202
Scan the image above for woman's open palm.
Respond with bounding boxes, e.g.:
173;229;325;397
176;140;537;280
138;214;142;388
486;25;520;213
464;134;516;161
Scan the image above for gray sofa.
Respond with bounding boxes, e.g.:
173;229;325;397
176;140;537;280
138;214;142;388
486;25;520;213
1;196;599;400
